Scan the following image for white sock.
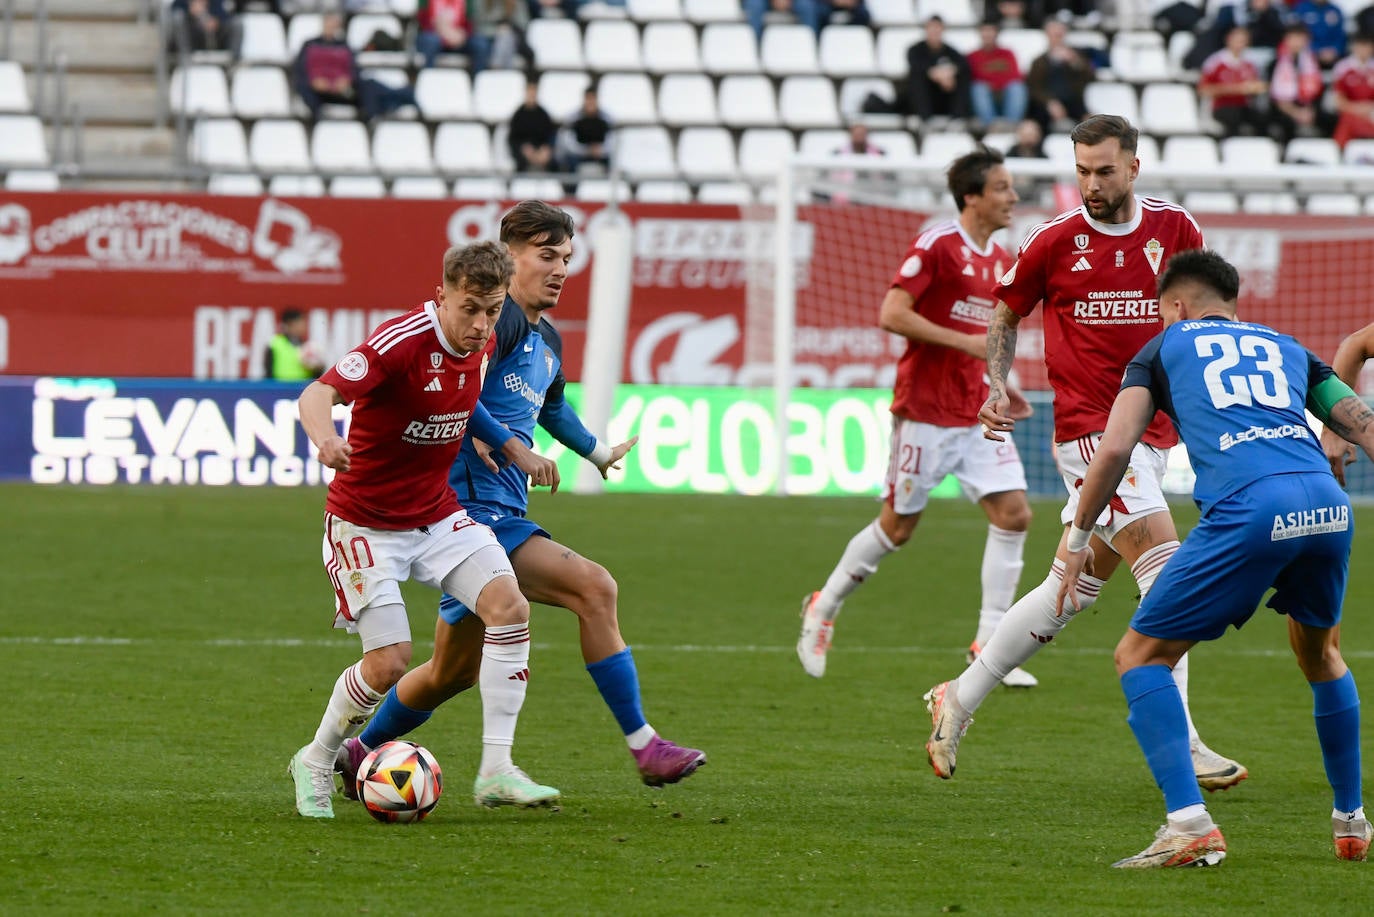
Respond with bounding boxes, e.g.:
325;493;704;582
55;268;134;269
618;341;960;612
1335;806;1367;821
955;560;1104;713
478;622;531;775
305;661;384;769
814;520;897;620
1167;804;1214;834
1131;541;1202;743
627;724;655;751
975;524;1028;646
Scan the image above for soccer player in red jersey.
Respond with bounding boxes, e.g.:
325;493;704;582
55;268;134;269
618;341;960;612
924;115;1248;790
797;147;1036;686
288;241;560;818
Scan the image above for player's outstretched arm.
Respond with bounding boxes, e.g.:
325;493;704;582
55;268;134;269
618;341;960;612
299;380;351;471
592;436;639;480
1324;394;1374;474
1321;325;1374;482
978;303;1022;441
878;287;985;358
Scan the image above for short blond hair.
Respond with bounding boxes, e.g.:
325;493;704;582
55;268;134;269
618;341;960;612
442;240;513;294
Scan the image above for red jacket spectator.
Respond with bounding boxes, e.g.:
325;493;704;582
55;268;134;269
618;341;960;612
968;37;1022;91
1333;34;1374;148
1199;26;1270;136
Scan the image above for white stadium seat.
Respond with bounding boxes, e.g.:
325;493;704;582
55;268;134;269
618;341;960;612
683;0;744;23
526;18;585;71
676;126;738;181
191;118;249;171
238;12;290;65
5;168;59;190
231;66;293;120
539;71;592;121
0;61;32;113
1043;132;1074;165
330;175;387;197
249;118;311;172
761;24;820;76
917;0;975;27
474;70;529;123
868;0;918;26
434;122;496;174
206;172;263;195
999;28;1048;74
1284;138;1341;166
1110;31;1171;83
641;22;702;74
492;123;515;172
1344;139;1374;164
347;13;403;51
920;131;977;164
779;76;841;129
415;69;474;122
870;129;918;159
1306;193;1361;215
718;75;779;127
286;14;323;57
508;176;566;200
635;179;694;202
1084;82;1138;125
819;26;879;78
584;20;643;71
453;176;508;199
701;23;761;74
738;127;795;180
613;125;677;178
598;72;657;124
696;181;755;204
627;0;684;20
390;176;449;198
840;77;895;119
268;174;326;197
1138;83;1200;135
798;128;849;159
1161;135;1219;168
311;120;373;173
372;122;435;176
575;177;633;201
657;73;718;126
171;65;231;117
1134;134;1160;169
1182;190;1240;213
1241;192;1299;214
1219;135;1280;169
876;27;923;79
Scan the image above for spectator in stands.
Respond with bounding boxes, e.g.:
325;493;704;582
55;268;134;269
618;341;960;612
474;0;531;71
819;123;890;203
416;0;492;73
530;0;581;20
293;11;417;122
558;87;614;174
1187;0;1288;71
508;79;557;172
168;0;242;57
983;0;1037;30
1268;23;1333;143
1025;18;1091;132
968;22;1028;130
833;122;886;157
1332;33;1374;149
904;15;972;123
815;0;871;30
1199;26;1271;138
1006;117;1046;157
744;0;822;39
1293;0;1348;69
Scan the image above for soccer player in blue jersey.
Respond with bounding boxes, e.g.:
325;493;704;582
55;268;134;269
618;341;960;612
1057;249;1374;868
338;201;706;799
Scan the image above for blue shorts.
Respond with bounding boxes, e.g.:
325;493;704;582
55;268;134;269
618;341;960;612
1131;473;1352;642
437;504;548;624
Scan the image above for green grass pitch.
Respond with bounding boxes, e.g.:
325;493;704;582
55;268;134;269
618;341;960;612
4;484;1374;914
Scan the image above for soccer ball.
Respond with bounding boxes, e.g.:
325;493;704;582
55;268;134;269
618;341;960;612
355;741;443;823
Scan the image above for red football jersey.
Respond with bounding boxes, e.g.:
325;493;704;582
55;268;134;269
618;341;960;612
319;301;493;530
998;197;1205;448
889;220;1010;426
1199;49;1261;110
1333;55;1374;103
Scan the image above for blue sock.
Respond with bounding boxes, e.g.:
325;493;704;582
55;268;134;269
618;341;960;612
358;686;432;749
586;648;648;737
1122;664;1204;814
1312;670;1362;813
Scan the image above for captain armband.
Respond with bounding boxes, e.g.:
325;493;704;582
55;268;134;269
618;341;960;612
1309;376;1360;425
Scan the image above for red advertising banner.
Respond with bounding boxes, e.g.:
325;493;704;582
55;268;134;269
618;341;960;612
1;191;1368;386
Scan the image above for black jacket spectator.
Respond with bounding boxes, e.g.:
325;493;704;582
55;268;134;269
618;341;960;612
904;17;972;120
508;82;557;172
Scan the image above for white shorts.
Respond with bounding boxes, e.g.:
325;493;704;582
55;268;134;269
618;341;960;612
322;509;511;636
1055;434;1170;544
883;418;1028;515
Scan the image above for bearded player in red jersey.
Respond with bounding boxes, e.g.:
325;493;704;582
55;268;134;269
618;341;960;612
797;147;1037;687
288;241;561;818
924;115;1248;791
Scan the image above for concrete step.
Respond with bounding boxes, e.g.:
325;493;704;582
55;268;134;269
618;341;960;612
72;124;176;162
6;18;161;72
55;71;162;125
12;0;149;20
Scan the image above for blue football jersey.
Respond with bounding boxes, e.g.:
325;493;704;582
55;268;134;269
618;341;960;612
1123;318;1335;512
449;295;595;512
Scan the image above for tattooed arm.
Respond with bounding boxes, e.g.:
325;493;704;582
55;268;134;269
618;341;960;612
977;302;1022;442
1326;395;1374;468
1321;323;1374;482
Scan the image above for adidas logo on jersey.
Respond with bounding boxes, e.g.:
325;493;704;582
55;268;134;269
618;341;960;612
423;377;442;392
1070;256;1092;272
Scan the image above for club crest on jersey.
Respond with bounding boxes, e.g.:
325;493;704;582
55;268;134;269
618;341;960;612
1143;239;1164;275
458;372;466;389
336;351;368;381
1123;466;1138;489
1074;233;1090;251
349;569;365;598
1115;250;1124;267
430;352;443;369
899;254;922;277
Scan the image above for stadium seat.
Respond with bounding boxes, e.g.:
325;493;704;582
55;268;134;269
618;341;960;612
1110;31;1171;83
941;27;979;57
527;19;585;71
779;76;841;129
657;73;719;126
539;71;592;121
917;0;975;27
372;121;435;175
390;176;449;198
701;23;762;74
877;27;923;79
231;66;293;120
718;75;779;127
190;118;249;170
415;69;474;122
696;181;755;204
249;118;311;172
508;176;566;200
870;129;918;159
683;0;744;23
1284;137;1340;166
311;120;374;173
1306;193;1361;215
920;131;977;164
170;65;231;117
0;61;32;113
738;127;796;179
578;1;630;21
677;127;738;181
286;13;323;58
453;176;507;199
492;122;515;172
762;24;821;76
641;22;702;74
330;175;387;197
1219;135;1280;168
1134;133;1161;169
598;72;657;124
627;0;684;21
1084;82;1138;126
348;13;409;67
798;128;849;159
868;0;919;26
613;125;677;178
1161;134;1219;168
819;25;878;77
1182;190;1240;213
238;12;290;65
268;173;326;196
1344;139;1374;164
1241;191;1300;214
575;177;633;201
839;77;895;120
1139;83;1200;135
1000;28;1049;74
474;70;528;123
1044;132;1074;165
584;20;643;71
635;179;694;202
389;0;420;15
433;122;496;174
206;172;263;195
1167;30;1196;78
5;168;58;190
